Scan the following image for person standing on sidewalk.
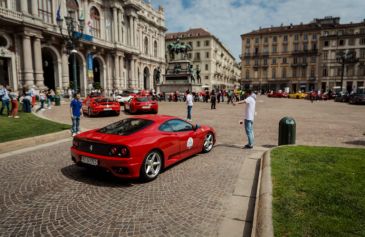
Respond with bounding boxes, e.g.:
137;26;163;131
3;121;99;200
8;89;19;118
0;85;10;116
233;89;256;149
70;93;83;136
186;89;193;121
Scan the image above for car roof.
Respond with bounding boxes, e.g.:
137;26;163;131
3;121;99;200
129;115;178;123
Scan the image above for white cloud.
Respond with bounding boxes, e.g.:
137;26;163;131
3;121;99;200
152;0;365;60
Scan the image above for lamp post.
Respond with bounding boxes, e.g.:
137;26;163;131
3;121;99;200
56;10;85;94
336;50;359;92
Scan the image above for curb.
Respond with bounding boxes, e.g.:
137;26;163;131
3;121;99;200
251;150;273;237
0;130;71;154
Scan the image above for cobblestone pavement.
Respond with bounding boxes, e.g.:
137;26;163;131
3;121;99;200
43;96;365;148
1;97;364;236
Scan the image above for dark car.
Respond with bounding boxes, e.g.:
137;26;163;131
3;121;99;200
348;93;365;104
334;92;350;102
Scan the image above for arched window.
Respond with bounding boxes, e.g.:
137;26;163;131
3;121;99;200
144;37;149;55
90;7;101;38
154;41;158;57
38;0;52;23
66;0;79;30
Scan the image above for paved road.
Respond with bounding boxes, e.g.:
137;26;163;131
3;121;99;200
1;97;364;236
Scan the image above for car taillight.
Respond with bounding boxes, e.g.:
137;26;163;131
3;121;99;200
109;146;130;158
73;139;79;148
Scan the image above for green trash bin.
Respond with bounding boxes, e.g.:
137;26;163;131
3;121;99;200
55;96;61;106
278;117;296;146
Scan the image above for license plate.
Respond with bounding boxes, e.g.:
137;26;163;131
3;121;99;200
104;108;112;111
142;106;150;109
81;156;98;166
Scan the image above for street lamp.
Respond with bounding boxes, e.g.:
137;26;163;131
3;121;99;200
336;49;359;92
56;10;85;93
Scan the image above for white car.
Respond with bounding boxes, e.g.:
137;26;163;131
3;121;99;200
115;89;140;105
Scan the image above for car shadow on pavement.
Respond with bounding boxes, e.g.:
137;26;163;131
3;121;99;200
61;164;144;187
343;140;365;146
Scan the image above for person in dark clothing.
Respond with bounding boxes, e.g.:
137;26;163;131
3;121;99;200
210;90;216;109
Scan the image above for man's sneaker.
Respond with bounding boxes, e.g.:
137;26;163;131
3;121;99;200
14;116;19;119
244;144;253;149
72;133;76;137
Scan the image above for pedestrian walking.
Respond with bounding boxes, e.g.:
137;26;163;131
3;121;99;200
186;89;193;121
36;90;46;112
233;89;256;149
210;90;216;109
70;93;83;136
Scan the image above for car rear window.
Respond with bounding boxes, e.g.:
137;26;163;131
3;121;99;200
98;118;153;135
95;98;113;103
136;97;149;102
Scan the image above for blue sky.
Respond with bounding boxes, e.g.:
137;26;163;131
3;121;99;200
151;0;365;61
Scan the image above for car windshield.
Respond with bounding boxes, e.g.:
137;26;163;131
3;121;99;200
136;97;149;102
98;118;153;135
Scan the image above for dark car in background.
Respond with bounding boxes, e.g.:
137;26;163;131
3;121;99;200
334;92;350;102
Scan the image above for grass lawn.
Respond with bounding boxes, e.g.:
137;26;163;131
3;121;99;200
0;109;71;143
271;146;365;237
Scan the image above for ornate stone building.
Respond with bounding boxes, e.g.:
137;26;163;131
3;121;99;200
241;17;365;93
0;0;166;95
166;28;240;90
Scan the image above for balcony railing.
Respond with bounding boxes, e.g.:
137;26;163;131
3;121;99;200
0;7;23;21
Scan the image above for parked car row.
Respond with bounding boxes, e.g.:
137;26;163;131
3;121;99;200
335;91;365;104
81;91;159;117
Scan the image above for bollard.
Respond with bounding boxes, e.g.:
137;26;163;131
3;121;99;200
55;96;61;106
278;117;296;146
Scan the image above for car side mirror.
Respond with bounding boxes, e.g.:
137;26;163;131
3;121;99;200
194;124;200;131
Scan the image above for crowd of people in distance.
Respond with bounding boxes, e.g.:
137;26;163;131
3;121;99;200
0;83;58;118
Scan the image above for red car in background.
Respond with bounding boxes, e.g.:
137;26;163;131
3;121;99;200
124;96;158;114
82;96;120;117
71;115;216;181
267;91;288;98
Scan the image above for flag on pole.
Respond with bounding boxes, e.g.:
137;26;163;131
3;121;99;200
56;3;61;21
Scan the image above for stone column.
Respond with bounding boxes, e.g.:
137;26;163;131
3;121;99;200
119;54;124;89
20;0;28;14
31;0;38;16
113;8;118;42
118;9;123;43
33;37;44;88
62;53;70;89
114;54;120;89
130;57;135;88
133;17;138;48
129;16;133;47
22;35;34;87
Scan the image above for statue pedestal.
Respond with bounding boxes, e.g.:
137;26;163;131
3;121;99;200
157;59;201;93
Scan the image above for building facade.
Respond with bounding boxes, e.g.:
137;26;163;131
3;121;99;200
241;17;365;93
166;28;240;90
0;0;166;96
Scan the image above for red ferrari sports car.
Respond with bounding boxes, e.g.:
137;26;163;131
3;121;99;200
71;115;216;181
124;96;158;114
82;96;120;116
267;91;288;98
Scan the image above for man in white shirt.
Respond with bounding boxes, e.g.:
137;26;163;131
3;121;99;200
186;90;193;121
233;89;256;149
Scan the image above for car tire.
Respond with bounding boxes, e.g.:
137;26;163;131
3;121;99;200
153;110;158;114
115;111;120;116
140;150;163;181
202;132;214;153
296;95;299;99
88;107;92;117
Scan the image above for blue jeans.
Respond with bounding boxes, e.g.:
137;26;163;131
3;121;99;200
0;99;10;115
187;105;192;120
244;119;254;146
71;116;80;133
